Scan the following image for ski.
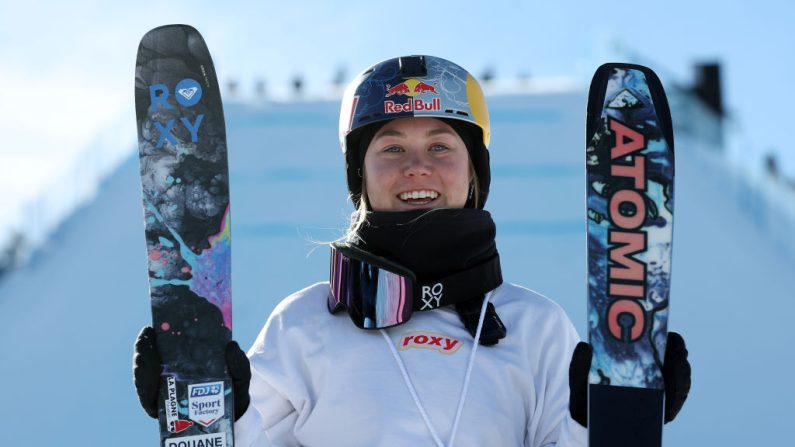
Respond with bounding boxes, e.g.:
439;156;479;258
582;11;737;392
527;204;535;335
135;24;234;447
585;63;675;446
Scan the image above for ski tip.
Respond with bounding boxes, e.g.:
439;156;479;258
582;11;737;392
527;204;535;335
137;24;207;56
135;23;215;85
585;62;673;152
593;62;654;75
140;24;200;40
589;63;665;97
591;62;663;95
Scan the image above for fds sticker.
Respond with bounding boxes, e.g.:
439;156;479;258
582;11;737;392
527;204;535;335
188;381;224;427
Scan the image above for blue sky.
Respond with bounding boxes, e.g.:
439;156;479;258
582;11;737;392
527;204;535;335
0;0;793;213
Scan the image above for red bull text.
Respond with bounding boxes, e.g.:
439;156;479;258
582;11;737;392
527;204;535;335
384;97;442;114
384;79;441;114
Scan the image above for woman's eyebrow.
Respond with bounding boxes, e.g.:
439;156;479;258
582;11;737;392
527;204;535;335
373;129;404;140
426;127;456;137
373;126;455;141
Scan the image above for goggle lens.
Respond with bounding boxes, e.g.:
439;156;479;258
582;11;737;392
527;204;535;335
329;246;413;329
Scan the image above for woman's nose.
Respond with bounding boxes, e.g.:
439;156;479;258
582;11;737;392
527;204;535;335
403;152;431;177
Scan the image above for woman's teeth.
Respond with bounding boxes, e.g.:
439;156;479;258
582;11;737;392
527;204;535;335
399;190;439;201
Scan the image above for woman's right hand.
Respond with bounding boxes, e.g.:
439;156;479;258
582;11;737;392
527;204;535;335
133;326;161;418
132;326;252;420
567;332;691;427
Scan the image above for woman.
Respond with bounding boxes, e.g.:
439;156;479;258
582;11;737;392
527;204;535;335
134;55;690;446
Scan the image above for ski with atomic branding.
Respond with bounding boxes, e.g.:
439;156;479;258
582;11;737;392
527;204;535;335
585;63;675;446
135;24;234;447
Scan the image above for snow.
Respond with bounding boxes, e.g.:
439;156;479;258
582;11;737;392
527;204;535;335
0;91;792;445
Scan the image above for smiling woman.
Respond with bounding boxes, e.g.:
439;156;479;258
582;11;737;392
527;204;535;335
229;55;597;447
363;118;472;211
133;54;691;447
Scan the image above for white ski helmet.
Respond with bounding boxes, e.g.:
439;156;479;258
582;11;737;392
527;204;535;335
338;55;491;208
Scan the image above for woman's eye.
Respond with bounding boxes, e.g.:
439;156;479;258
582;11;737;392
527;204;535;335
383;145;402;153
430;144;449;152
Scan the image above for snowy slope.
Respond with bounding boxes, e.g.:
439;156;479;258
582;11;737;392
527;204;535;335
0;91;792;445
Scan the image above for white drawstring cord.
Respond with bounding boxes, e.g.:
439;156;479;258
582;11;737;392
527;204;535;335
380;330;445;447
380;291;493;447
447;291;492;447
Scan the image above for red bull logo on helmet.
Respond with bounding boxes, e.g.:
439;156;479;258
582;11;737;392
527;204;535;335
385;82;412;97
385;79;439;97
384;78;441;114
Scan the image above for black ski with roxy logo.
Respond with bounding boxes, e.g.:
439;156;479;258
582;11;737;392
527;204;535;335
135;24;234;447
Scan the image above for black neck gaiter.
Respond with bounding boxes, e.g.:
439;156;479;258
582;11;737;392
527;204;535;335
352;208;507;345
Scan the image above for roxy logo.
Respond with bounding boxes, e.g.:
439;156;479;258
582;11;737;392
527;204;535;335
151;78;203;109
178;86;199;101
148;78;204;149
399;331;462;354
420;283;443;310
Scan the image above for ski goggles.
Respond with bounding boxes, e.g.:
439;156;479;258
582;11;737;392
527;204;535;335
329;243;416;329
328;243;503;330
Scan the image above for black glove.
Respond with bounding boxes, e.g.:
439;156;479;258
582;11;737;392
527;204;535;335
567;341;591;428
225;340;252;420
568;331;691;427
132;326;252;421
661;332;691;423
133;326;161;419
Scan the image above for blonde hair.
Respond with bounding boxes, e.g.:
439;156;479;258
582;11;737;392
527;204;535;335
344;160;479;242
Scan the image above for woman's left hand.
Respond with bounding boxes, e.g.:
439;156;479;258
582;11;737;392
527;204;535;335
567;331;691;427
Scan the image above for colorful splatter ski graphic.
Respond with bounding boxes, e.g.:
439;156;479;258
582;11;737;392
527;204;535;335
135;24;234;446
586;63;674;446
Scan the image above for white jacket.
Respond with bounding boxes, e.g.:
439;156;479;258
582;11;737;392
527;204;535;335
235;281;587;446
